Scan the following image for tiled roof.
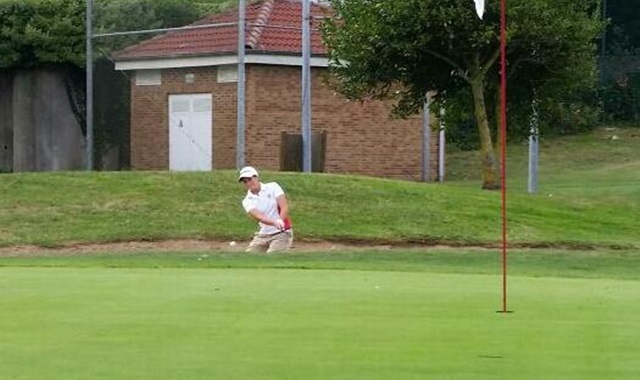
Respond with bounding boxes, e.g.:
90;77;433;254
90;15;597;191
113;0;330;60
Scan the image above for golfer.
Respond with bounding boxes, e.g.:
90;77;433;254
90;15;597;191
238;166;293;253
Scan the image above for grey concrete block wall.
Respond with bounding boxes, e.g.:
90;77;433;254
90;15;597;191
11;69;85;172
33;69;86;171
12;71;36;172
0;72;13;172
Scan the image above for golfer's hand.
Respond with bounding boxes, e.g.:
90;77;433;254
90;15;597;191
274;218;285;231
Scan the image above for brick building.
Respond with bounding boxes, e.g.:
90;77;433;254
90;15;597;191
113;0;440;181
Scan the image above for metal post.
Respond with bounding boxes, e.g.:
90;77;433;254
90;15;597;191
528;98;539;194
421;97;431;182
85;0;94;170
527;129;539;194
438;107;446;182
301;0;312;172
601;0;607;58
236;0;246;169
599;0;608;84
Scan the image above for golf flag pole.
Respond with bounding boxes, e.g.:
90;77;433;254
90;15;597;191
499;0;510;313
475;0;510;313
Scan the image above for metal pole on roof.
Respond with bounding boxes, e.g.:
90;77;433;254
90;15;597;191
236;0;246;168
301;0;312;173
85;0;94;170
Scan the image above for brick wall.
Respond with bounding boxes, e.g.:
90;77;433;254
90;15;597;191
130;64;439;180
130;66;236;170
247;65;439;180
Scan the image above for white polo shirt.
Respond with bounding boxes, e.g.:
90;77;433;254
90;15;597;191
242;182;289;235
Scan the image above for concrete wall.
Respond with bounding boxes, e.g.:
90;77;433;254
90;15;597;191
0;71;13;172
12;69;85;172
12;71;36;171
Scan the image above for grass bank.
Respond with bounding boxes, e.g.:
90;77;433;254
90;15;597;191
1;127;639;380
0;127;638;249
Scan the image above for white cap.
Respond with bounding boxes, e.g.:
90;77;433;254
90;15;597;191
238;166;259;181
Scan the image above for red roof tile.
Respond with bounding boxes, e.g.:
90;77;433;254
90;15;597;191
113;0;330;60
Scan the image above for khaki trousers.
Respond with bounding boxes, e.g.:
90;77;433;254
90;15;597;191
246;230;293;253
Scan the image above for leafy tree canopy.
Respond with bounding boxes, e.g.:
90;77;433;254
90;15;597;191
0;0;232;69
322;0;603;189
0;0;85;68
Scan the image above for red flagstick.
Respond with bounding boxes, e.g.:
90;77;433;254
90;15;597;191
499;0;510;313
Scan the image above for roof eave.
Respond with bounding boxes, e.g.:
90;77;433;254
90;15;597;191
114;51;330;71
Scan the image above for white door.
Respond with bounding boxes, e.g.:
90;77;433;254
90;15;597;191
169;94;213;171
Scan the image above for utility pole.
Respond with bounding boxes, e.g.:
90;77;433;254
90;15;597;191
301;0;312;172
237;0;246;168
601;0;607;58
85;0;94;170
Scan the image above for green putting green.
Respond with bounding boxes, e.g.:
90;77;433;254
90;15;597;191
1;267;638;379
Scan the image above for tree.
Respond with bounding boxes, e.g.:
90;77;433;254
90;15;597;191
93;0;205;53
0;0;233;69
0;0;85;68
607;0;640;51
322;0;603;189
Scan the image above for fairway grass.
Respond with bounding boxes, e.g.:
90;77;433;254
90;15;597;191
1;267;639;380
2;248;640;280
1;126;638;379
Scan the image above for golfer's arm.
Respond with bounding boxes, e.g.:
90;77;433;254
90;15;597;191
276;195;289;219
248;209;280;227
